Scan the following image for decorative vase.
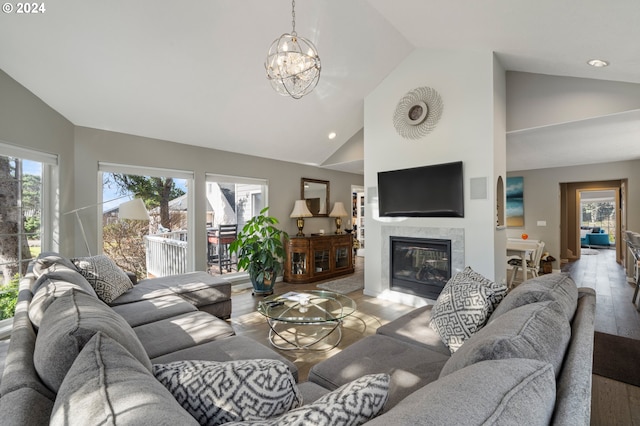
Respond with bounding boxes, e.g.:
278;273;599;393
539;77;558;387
250;273;274;296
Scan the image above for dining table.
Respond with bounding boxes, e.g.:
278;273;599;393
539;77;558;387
506;239;540;282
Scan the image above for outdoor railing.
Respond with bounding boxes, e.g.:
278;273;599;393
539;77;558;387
144;232;188;277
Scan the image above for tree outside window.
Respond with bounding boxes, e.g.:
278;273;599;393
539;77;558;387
0;155;43;319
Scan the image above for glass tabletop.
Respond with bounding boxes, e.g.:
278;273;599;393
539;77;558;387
257;290;356;324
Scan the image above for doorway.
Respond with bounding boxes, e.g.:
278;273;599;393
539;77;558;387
559;179;626;265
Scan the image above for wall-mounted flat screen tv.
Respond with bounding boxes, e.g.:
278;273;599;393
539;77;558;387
377;161;464;217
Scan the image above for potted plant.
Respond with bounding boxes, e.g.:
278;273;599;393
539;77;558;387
229;207;287;295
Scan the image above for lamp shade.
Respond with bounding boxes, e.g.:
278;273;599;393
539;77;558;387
329;202;348;218
290;200;313;218
119;198;150;220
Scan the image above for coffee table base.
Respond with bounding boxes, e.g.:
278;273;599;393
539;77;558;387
267;319;343;351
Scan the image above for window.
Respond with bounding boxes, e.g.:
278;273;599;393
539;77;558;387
205;174;268;276
0;142;57;321
205;174;268;231
0;142;58;285
100;163;193;278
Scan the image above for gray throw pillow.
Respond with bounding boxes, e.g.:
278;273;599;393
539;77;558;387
430;267;507;353
153;359;302;425
225;373;389;426
440;301;571;378
365;359;555;426
72;254;133;303
489;272;578;322
50;332;198;426
28;268;97;328
34;289;152;392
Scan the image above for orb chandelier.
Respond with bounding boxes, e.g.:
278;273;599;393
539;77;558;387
264;0;321;99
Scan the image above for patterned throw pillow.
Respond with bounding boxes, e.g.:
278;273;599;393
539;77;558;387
153;359;302;426
430;267;507;353
225;373;390;426
72;254;133;304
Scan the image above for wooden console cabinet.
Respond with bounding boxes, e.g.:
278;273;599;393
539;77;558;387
283;234;354;283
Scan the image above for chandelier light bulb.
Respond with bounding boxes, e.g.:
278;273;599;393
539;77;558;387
264;0;321;99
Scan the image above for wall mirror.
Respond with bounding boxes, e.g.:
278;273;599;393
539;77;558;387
301;178;330;217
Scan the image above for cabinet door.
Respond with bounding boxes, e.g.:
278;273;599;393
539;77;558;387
311;240;332;275
334;235;353;270
291;251;308;276
285;238;310;282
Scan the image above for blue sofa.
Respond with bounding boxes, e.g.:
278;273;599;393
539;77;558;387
581;227;610;247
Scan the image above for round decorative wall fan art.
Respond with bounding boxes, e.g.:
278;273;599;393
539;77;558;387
393;87;444;139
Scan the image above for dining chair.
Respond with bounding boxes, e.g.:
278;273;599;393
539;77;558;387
217;224;237;273
508;241;545;288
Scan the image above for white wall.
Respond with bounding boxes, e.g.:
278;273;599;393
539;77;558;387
364;49;506;306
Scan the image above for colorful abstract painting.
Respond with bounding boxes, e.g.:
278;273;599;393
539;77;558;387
506;177;524;227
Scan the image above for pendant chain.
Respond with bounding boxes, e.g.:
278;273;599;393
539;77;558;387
291;0;297;36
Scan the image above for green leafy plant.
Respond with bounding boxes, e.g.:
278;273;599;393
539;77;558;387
0;275;19;320
229;207;287;287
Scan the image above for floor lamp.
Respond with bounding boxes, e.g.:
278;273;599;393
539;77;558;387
65;197;150;256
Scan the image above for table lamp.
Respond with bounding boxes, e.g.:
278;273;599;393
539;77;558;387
329;202;349;234
290;200;313;236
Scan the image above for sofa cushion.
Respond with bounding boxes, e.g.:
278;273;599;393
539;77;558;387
31;252;79;278
154;359;302;425
34;289;152;392
28;268;97;328
430;267;507;353
110;271;230;307
72;254;133;303
375;305;450;355
489;272;578;322
226;373;389;426
151;336;299;382
440;301;571;378
111;294;198;327
366;359;555;426
307;334;449;409
50;332;198;426
133;311;235;359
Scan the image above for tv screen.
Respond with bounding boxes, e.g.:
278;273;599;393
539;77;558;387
377;161;464;217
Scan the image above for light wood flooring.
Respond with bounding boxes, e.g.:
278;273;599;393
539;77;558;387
229;250;640;425
561;247;640;426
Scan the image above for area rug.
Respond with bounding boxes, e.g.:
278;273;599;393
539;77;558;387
317;276;364;295
593;331;640;387
581;248;600;255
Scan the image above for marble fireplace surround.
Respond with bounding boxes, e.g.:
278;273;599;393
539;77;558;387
381;225;465;303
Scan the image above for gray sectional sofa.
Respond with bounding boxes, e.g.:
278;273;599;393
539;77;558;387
305;272;596;425
0;251;596;425
0;252;298;425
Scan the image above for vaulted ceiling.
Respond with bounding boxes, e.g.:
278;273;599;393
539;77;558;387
1;0;639;174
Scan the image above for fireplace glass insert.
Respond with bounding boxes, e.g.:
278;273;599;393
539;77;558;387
390;236;451;299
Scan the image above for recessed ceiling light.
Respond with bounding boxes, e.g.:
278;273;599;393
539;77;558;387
587;59;609;68
328;132;337;140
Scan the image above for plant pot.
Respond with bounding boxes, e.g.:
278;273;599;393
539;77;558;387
250;273;274;296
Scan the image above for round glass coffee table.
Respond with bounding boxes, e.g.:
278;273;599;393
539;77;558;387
257;290;356;350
